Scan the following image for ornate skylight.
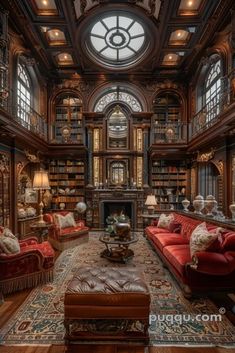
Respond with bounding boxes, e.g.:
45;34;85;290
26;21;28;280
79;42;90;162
87;13;148;68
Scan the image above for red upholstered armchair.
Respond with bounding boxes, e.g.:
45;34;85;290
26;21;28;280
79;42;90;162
44;211;89;251
0;236;55;295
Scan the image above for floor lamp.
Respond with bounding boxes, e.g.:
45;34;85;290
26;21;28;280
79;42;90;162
33;170;50;224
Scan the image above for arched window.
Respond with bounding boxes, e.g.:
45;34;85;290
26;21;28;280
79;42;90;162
17;63;32;126
110;162;126;185
197;55;222;122
94;86;142;112
108;105;128;149
205;59;221;121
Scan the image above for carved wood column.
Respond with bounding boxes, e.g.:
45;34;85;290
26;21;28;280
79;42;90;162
86;125;93;187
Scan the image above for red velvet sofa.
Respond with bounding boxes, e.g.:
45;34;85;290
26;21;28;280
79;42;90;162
145;212;235;297
44;211;89;251
0;236;55;295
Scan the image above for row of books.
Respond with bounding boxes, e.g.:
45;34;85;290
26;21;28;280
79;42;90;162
50;160;84;166
50;181;84;186
152;181;186;186
152;175;186;180
49;167;84;173
152;167;186;173
50;174;84;180
54;196;84;202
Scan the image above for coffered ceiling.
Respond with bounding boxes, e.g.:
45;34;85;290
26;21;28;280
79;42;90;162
3;0;234;79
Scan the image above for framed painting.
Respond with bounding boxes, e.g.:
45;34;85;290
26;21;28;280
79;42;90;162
25;188;38;203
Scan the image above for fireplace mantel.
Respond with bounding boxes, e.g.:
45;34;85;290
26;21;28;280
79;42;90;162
86;189;146;230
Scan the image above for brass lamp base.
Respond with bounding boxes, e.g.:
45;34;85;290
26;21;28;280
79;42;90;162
38;201;46;224
148;207;155;215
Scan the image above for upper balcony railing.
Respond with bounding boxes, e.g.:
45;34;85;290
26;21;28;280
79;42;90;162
190;74;232;138
0;90;48;141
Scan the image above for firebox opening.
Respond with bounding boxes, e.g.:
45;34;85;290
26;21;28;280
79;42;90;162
102;201;133;228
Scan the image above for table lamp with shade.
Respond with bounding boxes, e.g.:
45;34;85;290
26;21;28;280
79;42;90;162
33;170;50;224
145;194;157;214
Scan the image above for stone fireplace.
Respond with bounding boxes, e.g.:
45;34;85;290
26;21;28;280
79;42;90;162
85;189;146;229
102;201;134;228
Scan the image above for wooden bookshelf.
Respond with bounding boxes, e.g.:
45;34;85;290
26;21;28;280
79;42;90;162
151;160;187;211
54;98;83;144
0;152;10;227
49;159;85;210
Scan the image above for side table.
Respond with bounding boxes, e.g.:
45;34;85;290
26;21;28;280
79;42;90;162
141;213;160;227
18;216;39;239
30;222;52;243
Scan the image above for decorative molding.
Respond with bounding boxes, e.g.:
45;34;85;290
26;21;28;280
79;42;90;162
24;150;40;163
74;0;160;19
212;160;224;176
0;153;9;173
16;161;25;175
196;148;215;162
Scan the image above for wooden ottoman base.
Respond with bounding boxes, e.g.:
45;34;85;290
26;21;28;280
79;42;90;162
64;267;150;343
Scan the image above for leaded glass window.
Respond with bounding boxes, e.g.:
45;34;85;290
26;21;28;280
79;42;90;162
94;87;142;112
111;162;125;184
17;63;31;126
205;59;221;121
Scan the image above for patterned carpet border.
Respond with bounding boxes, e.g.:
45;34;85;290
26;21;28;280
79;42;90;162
0;232;235;346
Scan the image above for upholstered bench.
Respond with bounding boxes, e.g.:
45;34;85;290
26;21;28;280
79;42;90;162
64;267;150;343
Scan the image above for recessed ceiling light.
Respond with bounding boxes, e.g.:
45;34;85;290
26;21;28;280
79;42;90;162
168;55;173;60
177;31;182;37
188;0;193;6
64;54;68;59
55;31;59;36
42;0;48;5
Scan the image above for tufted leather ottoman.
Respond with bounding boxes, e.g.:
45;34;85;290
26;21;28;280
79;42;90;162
64;266;150;342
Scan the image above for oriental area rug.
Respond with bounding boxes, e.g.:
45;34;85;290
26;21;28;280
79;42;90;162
1;232;235;346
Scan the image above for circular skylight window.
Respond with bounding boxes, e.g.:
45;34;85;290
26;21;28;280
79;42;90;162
86;12;148;68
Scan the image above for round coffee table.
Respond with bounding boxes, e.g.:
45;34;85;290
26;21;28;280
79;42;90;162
99;232;138;263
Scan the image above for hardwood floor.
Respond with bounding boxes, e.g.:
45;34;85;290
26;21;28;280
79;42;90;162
0;290;234;353
0;345;234;353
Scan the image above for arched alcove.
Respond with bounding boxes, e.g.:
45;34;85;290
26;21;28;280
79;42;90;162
51;92;83;144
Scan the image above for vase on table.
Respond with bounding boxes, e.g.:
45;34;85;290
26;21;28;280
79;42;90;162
193;195;204;214
182;198;190;212
205;195;217;217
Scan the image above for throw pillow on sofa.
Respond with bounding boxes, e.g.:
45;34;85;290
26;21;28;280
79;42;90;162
0;228;20;255
54;212;76;229
157;213;174;229
168;220;182;233
190;222;222;257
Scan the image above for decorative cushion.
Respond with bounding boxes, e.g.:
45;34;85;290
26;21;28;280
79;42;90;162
0;228;20;255
168;220;182;234
221;231;235;251
157;213;174;230
190;222;222;257
54;212;76;229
